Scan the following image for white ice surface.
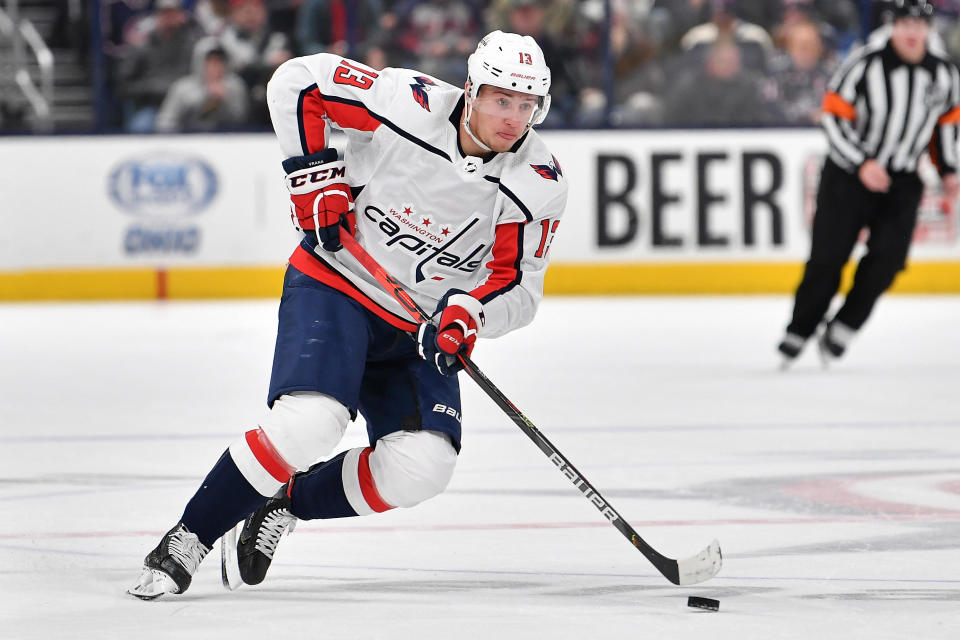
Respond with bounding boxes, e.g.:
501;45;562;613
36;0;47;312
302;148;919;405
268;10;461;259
2;296;959;639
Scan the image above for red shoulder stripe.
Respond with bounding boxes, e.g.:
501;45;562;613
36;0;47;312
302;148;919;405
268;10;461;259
299;87;381;154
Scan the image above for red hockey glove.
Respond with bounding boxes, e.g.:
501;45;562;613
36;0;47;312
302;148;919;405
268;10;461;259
283;149;356;252
417;289;484;376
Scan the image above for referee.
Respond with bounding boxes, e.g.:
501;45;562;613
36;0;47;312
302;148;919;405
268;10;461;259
778;0;960;365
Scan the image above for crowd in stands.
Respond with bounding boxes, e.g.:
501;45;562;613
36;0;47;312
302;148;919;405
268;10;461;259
11;0;960;132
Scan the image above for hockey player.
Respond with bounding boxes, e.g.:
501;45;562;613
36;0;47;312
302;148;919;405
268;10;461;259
128;30;567;598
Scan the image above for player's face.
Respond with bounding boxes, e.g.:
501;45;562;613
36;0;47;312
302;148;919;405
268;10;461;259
891;17;930;63
469;86;540;152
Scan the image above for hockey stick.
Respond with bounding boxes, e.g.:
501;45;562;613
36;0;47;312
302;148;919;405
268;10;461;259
340;233;722;586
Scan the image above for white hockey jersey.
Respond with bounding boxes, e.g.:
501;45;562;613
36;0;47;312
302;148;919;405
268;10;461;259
266;54;568;338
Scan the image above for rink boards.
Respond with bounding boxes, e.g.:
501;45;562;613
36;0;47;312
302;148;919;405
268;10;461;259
1;130;958;300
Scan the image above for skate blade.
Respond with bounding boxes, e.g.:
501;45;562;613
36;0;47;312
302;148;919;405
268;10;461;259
816;338;831;370
221;522;243;591
127;568;179;600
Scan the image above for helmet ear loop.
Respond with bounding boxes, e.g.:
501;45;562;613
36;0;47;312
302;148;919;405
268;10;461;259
463;79;478;128
464;88;475;124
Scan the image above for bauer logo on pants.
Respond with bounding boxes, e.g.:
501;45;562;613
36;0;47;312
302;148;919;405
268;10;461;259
432;404;462;423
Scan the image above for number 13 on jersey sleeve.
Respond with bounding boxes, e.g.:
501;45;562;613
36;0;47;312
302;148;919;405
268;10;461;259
332;60;379;90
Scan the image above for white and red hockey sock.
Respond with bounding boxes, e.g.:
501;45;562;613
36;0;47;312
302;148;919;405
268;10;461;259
290;447;395;519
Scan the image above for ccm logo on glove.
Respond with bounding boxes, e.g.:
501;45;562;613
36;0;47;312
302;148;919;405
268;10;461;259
440;332;464;349
418;290;484;376
282;150;355;252
288;165;346;188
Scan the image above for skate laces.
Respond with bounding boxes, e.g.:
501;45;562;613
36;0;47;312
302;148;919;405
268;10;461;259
254;509;296;559
167;525;210;575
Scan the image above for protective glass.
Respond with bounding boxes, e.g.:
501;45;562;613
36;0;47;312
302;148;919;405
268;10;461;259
471;91;545;125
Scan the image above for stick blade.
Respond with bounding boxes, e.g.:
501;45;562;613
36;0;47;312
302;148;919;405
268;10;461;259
675;539;722;586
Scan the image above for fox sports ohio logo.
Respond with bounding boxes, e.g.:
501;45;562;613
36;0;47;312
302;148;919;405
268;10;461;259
108;153;218;216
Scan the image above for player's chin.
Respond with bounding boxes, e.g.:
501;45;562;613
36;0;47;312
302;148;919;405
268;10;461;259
491;133;519;151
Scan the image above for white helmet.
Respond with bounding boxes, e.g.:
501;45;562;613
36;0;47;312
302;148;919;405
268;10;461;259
466;30;552;128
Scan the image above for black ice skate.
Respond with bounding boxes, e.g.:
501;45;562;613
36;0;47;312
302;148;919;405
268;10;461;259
817;321;855;367
236;479;298;585
128;523;210;600
777;332;807;369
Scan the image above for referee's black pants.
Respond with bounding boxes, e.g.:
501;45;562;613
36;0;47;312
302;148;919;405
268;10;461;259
787;159;923;338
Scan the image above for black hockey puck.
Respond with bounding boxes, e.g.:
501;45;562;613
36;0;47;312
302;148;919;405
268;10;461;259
687;596;720;611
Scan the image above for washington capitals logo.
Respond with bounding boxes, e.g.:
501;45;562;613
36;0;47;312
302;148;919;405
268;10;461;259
530;155;563;181
410;76;437;112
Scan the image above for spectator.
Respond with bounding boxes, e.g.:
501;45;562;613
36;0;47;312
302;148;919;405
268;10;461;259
221;0;292;125
577;0;668;126
608;0;670;126
194;0;232;36
295;0;389;67
486;0;576;40
769;18;834;124
101;0;158;59
663;38;782;126
680;0;775;71
777;0;861;57
117;0;202;132
393;0;484;84
156;44;249;131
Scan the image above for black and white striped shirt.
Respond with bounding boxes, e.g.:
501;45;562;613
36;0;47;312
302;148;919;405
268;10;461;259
822;35;960;175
